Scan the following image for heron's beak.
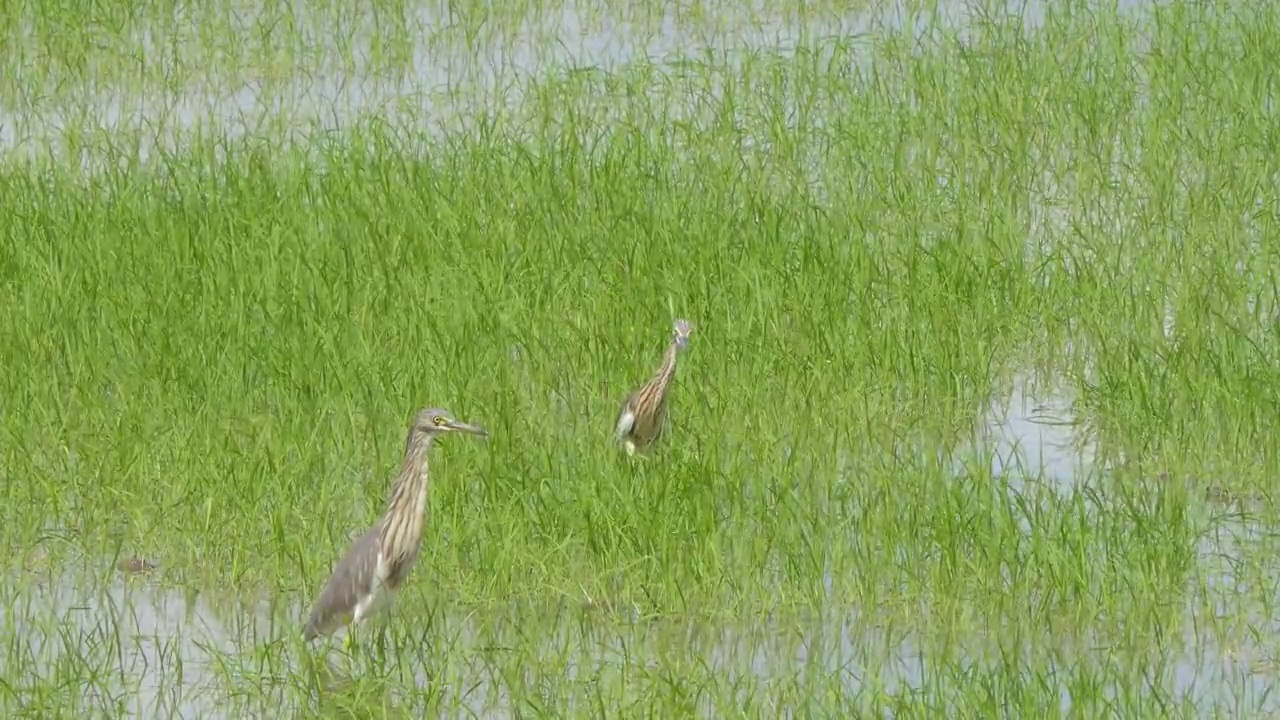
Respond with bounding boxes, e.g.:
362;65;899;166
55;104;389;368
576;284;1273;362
446;419;488;437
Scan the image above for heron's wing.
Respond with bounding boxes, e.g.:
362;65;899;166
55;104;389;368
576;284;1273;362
615;394;637;439
303;525;380;640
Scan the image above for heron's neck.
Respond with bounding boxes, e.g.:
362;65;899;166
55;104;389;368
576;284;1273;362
384;437;433;519
651;342;682;385
376;436;436;567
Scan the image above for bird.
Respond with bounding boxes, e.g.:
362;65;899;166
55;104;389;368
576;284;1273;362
615;318;694;457
302;407;487;646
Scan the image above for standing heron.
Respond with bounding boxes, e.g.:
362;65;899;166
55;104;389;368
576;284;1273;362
615;319;694;456
302;407;487;645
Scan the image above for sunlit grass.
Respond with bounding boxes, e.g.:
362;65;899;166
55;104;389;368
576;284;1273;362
2;0;1280;715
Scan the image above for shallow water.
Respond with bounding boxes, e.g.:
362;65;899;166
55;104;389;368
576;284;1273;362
973;372;1096;492
0;0;1157;164
3;369;1278;716
4;559;1278;715
3;0;1273;715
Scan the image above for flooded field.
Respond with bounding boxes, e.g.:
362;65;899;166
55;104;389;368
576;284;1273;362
3;0;1280;716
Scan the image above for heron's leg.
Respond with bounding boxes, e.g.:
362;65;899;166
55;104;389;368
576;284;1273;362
340;624;359;667
626;443;655;463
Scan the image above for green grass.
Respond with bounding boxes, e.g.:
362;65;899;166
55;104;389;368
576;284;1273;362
3;0;1280;715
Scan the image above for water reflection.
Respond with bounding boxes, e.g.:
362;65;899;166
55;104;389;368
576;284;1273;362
1;566;256;716
1;0;1273;714
0;0;1161;164
2;548;1278;716
971;371;1095;492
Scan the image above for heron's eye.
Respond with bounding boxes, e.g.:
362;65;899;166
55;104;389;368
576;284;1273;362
433;415;449;426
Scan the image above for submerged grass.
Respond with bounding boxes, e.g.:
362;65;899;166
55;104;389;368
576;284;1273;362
2;0;1280;715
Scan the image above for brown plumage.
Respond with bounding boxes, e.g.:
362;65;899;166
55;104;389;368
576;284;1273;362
615;319;694;456
302;407;487;643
